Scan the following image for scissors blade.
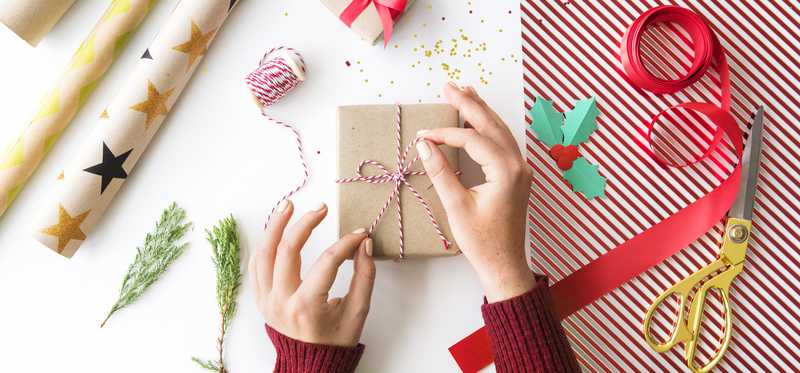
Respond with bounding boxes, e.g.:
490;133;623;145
729;106;765;220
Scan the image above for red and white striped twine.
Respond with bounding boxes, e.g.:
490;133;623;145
336;105;451;259
244;47;309;226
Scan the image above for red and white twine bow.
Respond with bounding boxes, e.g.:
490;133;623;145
336;105;452;259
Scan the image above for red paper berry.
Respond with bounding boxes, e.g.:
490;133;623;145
548;144;564;160
549;144;579;170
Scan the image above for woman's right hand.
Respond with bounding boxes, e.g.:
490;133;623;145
416;82;535;302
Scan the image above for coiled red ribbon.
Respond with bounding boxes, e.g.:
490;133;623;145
450;6;743;372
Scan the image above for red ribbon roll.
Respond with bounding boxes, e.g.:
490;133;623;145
450;6;743;372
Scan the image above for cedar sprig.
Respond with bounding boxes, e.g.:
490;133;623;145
101;202;191;328
193;215;242;373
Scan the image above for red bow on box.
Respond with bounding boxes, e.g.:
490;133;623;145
339;0;407;47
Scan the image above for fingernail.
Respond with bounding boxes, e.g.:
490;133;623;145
311;202;326;211
416;140;432;160
447;81;458;88
467;86;477;95
365;238;373;257
351;227;366;234
276;199;289;214
416;129;430;137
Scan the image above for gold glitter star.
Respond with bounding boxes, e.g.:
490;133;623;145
172;21;216;70
40;204;90;253
130;80;174;130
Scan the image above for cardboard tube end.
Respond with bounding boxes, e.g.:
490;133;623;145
278;50;305;81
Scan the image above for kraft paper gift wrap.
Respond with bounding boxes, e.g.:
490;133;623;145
0;0;75;46
0;0;156;219
337;104;459;259
33;0;240;258
319;0;415;45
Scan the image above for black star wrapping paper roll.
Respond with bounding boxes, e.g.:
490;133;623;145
0;0;157;218
33;0;240;258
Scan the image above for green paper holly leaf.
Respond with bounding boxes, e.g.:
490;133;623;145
563;157;606;199
529;97;564;147
562;97;600;146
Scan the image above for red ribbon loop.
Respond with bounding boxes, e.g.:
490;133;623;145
339;0;408;47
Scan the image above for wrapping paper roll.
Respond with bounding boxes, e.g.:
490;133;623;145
0;0;156;218
33;0;240;257
0;0;76;46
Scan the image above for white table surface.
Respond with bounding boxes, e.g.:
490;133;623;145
0;1;523;372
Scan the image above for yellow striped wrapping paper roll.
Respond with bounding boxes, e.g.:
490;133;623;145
33;0;240;258
0;0;76;46
0;0;156;218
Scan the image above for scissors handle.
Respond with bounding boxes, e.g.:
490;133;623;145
642;259;727;352
684;263;742;372
643;260;744;373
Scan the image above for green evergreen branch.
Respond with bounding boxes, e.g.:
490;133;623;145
101;202;191;328
193;215;241;373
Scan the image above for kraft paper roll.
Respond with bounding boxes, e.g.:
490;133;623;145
0;0;76;46
33;0;240;258
0;0;156;218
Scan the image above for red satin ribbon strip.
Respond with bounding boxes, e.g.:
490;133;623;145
448;327;492;373
449;5;742;371
339;0;408;47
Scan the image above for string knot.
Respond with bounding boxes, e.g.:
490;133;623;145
336;105;452;259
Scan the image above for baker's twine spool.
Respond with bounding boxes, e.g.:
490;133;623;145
244;47;308;227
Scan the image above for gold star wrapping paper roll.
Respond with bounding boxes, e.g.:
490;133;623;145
34;0;240;258
0;0;76;46
0;0;157;218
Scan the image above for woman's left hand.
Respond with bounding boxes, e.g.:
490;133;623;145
251;200;376;347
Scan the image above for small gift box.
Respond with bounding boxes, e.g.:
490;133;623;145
337;104;459;259
320;0;415;46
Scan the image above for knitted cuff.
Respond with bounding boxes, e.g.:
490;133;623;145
481;275;581;373
265;324;364;373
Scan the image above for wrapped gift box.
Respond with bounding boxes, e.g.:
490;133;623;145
320;0;415;45
337;104;459;259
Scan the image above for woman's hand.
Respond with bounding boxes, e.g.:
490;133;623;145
416;83;534;302
250;200;375;347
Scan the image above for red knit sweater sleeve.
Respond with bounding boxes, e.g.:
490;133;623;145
481;275;581;372
265;324;364;373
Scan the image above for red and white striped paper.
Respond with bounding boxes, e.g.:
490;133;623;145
522;1;800;371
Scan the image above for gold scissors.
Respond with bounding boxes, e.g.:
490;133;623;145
642;106;765;373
